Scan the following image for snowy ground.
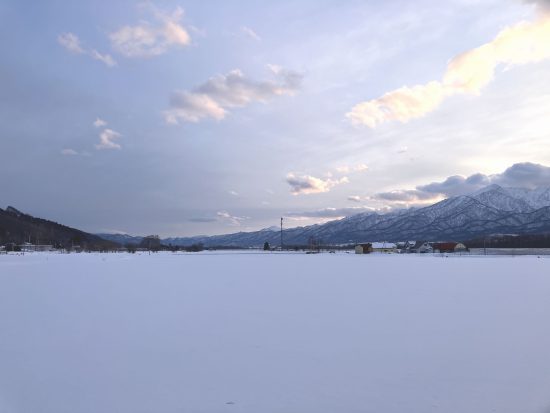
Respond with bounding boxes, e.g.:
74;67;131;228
1;251;550;413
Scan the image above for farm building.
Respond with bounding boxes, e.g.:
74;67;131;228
410;241;433;253
371;242;397;253
19;243;54;252
355;243;373;254
433;242;468;253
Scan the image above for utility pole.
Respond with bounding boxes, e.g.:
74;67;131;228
280;217;283;251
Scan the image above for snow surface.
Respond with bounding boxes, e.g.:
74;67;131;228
2;251;550;413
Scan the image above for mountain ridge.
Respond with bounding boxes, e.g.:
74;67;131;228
97;184;550;247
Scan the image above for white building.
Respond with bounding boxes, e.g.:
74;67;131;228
371;242;397;253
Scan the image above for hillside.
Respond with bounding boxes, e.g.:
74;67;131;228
0;206;118;249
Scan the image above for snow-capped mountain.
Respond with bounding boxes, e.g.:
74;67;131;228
97;185;550;247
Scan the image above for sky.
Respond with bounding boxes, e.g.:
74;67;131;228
1;0;550;237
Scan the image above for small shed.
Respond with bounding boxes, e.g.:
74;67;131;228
454;243;467;252
355;243;373;254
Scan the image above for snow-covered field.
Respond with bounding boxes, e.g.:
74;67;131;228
1;251;550;413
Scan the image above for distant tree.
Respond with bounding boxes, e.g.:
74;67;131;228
263;241;270;251
186;243;204;252
139;235;161;250
126;243;137;253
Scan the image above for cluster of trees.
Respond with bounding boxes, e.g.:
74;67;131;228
465;233;550;248
125;241;205;253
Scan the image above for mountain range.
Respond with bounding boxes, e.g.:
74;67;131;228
98;184;550;247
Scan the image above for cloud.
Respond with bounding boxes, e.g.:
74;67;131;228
335;163;369;174
228;190;239;196
110;6;191;58
416;173;490;197
335;166;350;173
376;189;442;203
61;149;79;156
96;128;122;150
347;81;447;128
93;118;107;128
287;207;374;219
347;195;362;202
58;32;117;67
375;162;550;203
240;26;261;41
165;66;302;123
217;211;247;226
286;173;349;195
58;32;84;54
89;50;117;67
524;0;550;12
397;146;408;154
347;12;550;127
492;162;550;188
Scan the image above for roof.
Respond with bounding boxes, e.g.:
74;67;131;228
371;242;397;249
433;242;458;250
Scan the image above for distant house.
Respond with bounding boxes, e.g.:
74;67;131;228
396;240;418;253
433;242;468;253
371;242;397;253
355;243;373;254
395;241;407;251
18;243;54;252
433;242;458;253
411;241;433;253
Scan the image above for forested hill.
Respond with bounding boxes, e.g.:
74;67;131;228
0;206;118;249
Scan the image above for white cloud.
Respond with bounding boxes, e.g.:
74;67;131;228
286;173;349;195
347;81;446;128
93;118;107;128
217;211;246;226
58;32;117;67
165;91;225;123
110;6;191;58
335;163;368;174
228;190;239;196
89;50;117;67
347;195;362;202
96;128;122;150
347;13;550;127
397;146;408;154
61;149;79;156
375;189;443;203
58;32;84;54
240;26;261;41
165;66;302;124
